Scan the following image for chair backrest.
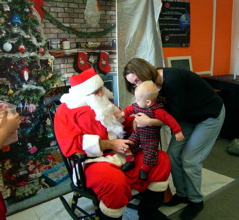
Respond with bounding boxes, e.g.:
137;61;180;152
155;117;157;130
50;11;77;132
43;86;70;126
43;86;89;191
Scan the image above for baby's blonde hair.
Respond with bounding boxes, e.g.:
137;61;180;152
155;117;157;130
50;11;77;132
135;80;158;102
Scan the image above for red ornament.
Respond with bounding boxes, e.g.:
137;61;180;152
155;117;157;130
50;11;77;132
18;44;26;52
16;181;28;187
38;47;44;54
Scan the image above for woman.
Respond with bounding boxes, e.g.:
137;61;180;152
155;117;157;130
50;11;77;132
123;58;225;220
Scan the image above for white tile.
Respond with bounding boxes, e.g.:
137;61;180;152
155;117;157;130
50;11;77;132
7;208;38;220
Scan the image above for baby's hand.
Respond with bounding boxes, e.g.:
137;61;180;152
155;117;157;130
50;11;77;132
175;132;184;142
114;112;123;120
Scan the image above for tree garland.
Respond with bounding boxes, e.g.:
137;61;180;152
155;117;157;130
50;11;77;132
42;7;116;38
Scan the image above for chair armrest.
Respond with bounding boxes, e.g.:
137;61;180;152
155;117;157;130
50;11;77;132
67;153;91;191
75;152;87;162
65;153;98;191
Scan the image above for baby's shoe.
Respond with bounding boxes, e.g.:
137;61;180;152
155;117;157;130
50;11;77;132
140;169;148;180
121;162;135;171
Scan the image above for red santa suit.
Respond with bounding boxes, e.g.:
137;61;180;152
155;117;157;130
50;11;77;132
54;68;171;218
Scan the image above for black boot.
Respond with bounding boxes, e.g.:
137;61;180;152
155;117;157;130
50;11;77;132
138;189;169;220
121;161;135;171
180;201;204;220
164;194;189;206
100;212;122;220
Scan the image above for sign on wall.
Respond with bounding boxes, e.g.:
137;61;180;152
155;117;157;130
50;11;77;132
159;0;190;47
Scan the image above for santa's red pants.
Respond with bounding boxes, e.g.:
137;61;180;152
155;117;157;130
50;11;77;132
85;150;170;213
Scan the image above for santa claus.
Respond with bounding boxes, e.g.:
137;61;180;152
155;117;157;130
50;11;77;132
54;68;171;220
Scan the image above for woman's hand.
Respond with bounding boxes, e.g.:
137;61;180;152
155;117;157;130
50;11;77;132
135;113;152;127
99;139;133;154
135;113;164;127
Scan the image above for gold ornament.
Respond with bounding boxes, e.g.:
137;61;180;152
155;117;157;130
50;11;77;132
8;89;14;95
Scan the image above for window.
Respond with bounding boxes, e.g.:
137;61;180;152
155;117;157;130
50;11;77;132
165;56;193;71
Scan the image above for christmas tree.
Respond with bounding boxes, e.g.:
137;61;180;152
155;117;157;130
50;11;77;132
0;0;63;200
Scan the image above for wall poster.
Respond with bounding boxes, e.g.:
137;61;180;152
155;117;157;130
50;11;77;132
159;0;190;47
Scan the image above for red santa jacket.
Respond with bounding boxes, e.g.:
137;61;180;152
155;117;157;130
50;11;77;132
54;103;134;157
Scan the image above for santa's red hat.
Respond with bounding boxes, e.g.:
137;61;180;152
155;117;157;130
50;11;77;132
61;68;113;109
70;68;103;96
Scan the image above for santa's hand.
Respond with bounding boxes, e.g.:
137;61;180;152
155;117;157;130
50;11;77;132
113;139;133;153
99;139;133;153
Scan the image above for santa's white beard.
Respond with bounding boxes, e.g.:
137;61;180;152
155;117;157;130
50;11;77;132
86;94;124;139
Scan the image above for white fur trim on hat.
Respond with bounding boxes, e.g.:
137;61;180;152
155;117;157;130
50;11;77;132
72;74;103;96
100;200;126;218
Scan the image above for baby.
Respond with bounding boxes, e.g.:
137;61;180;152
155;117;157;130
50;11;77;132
114;80;184;180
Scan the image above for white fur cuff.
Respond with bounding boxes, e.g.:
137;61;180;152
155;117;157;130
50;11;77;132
100;201;125;218
83;135;103;157
147;180;169;192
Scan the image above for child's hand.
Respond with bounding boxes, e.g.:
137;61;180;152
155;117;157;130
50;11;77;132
0;111;21;134
114;112;123;120
0;103;8;111
0;111;21;148
175;132;184;141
